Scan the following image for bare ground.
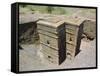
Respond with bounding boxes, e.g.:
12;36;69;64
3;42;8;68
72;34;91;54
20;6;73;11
19;39;96;71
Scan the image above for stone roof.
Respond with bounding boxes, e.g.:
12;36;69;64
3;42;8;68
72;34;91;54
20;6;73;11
64;16;85;26
37;16;65;28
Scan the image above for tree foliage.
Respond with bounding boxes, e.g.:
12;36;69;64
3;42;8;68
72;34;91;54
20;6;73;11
46;6;54;14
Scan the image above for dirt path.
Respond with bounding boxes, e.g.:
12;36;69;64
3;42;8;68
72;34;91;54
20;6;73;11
19;39;96;71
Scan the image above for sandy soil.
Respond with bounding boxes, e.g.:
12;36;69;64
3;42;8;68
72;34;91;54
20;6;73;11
19;39;96;71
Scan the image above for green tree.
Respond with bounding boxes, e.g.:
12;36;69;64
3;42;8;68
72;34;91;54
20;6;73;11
47;6;54;14
20;5;27;8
